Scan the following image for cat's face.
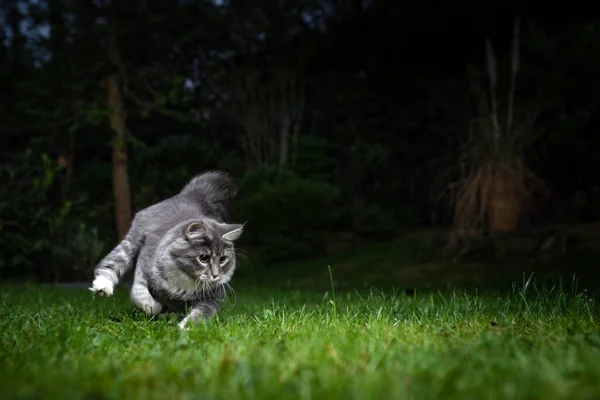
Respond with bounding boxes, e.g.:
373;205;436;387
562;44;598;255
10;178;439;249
163;219;243;286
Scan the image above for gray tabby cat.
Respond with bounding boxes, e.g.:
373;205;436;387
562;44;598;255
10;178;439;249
89;171;244;329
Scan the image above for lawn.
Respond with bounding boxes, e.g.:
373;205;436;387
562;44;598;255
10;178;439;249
1;271;600;400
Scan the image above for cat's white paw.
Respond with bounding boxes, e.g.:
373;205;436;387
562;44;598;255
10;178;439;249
178;318;190;330
140;302;162;317
89;276;114;296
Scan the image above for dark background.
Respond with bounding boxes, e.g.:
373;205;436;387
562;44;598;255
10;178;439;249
2;0;600;290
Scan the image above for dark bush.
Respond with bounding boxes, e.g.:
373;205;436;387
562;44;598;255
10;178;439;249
0;150;104;281
234;167;343;264
349;203;397;238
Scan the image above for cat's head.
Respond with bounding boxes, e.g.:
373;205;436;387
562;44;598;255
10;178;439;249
158;218;244;285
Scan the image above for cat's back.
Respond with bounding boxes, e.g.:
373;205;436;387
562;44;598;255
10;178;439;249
133;195;201;237
131;171;236;239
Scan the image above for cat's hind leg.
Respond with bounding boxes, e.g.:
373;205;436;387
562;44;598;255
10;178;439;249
90;232;143;296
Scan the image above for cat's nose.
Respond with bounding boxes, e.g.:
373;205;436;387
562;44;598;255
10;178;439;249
211;273;220;279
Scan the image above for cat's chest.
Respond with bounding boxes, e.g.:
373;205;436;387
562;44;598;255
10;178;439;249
159;275;200;301
151;269;214;302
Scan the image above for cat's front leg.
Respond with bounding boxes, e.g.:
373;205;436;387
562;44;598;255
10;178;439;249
178;298;222;330
131;278;163;317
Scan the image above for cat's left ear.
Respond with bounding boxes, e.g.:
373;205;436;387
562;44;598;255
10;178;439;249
222;223;244;241
185;221;207;241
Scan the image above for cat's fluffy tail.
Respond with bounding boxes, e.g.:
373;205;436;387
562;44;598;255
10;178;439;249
180;170;238;219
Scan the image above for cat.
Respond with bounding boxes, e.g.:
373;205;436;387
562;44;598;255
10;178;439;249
89;171;244;329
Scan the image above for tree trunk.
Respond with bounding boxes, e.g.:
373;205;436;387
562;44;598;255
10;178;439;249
291;123;300;170
107;14;132;239
278;113;290;171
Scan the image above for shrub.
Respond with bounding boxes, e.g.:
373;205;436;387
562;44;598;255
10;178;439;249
0;150;104;281
349;203;397;238
235;167;342;264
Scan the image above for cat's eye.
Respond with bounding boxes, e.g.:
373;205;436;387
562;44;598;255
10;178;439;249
219;256;228;265
198;254;210;264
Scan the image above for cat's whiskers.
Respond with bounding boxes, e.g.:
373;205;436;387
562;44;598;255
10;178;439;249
193;276;204;300
202;280;210;298
220;283;228;302
198;280;205;299
223;281;237;307
208;282;218;296
234;249;249;261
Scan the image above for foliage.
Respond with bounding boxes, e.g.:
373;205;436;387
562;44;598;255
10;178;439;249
0;151;71;278
348;203;397;238
3;1;600;281
64;224;106;281
235;167;342;263
448;19;550;244
130;134;225;209
225;63;305;170
0;150;104;281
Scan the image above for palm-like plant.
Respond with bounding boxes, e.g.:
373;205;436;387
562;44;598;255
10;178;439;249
449;16;547;246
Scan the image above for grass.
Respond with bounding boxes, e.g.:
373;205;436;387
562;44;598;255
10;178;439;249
242;233;600;293
1;272;600;400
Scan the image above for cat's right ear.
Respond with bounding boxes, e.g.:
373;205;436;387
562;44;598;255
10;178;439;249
185;222;207;241
222;223;244;241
